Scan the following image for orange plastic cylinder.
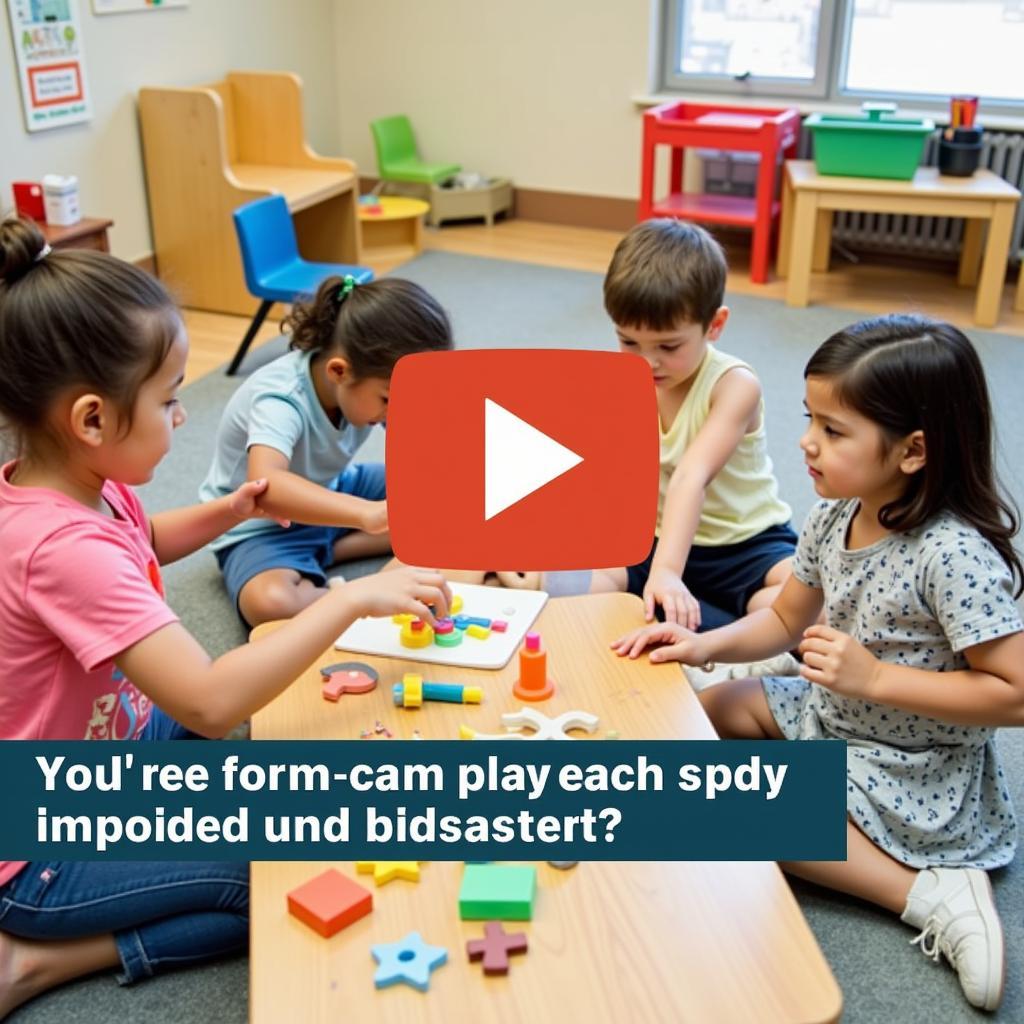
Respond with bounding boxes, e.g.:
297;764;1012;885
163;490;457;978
513;632;554;701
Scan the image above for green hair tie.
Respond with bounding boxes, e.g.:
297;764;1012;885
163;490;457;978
337;275;357;302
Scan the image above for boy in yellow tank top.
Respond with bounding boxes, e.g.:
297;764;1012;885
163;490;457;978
592;219;798;637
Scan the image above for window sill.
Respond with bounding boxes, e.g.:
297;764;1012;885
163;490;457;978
631;94;1024;133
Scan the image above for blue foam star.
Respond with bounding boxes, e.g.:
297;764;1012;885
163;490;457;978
371;931;448;992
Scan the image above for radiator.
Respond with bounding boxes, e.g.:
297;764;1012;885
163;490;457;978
796;129;1024;266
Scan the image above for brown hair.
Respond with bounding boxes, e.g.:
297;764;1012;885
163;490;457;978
806;314;1023;595
0;216;180;452
604;219;727;331
284;276;452;377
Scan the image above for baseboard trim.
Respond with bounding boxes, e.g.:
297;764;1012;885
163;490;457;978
359;176;636;233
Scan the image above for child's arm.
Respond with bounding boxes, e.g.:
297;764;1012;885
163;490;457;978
116;567;448;737
647;369;762;627
798;626;1024;727
613;574;823;664
150;479;287;565
248;445;388;534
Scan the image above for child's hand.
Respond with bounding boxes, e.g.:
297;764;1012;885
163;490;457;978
610;621;705;664
341;566;451;624
229;479;291;528
360;500;389;535
798;624;881;698
644;568;701;629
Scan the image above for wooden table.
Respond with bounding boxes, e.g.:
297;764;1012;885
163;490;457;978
778;160;1021;327
250;593;841;1024
358;195;430;259
40;216;112;253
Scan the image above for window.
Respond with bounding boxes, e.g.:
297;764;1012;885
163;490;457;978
660;0;1024;111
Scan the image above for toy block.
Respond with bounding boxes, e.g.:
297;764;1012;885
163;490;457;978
371;931;447;991
400;619;433;649
320;661;379;701
491;620;508;632
287;868;372;937
433;618;455;635
392;613;415;624
451;594;464;614
459;864;536;921
514;631;553;701
463;616;492;628
466;921;528;975
452;615;471;630
434;628;463;648
393;672;423;708
466;624;491;640
356;861;421;886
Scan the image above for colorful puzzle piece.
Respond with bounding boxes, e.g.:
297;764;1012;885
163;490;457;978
459;707;599;741
371;931;447;991
459;864;536;920
466;921;529;975
356;861;421;886
320;661;379;702
287;869;372;937
400;619;434;648
466;624;491;640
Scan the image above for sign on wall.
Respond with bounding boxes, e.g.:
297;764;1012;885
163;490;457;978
6;0;92;132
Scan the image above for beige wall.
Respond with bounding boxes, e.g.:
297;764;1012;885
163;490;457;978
333;0;654;199
1;0;340;261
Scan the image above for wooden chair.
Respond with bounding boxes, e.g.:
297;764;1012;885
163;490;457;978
139;71;361;316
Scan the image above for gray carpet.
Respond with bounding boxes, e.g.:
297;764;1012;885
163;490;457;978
11;250;1024;1022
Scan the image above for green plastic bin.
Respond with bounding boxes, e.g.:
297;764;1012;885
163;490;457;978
805;103;934;180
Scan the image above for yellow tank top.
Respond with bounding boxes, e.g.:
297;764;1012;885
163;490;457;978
658;346;791;546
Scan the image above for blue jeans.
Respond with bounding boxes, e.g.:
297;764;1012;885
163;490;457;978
0;709;249;984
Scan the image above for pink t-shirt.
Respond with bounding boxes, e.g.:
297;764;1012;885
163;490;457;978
0;461;179;886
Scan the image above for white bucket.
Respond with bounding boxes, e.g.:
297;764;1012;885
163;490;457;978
42;174;81;227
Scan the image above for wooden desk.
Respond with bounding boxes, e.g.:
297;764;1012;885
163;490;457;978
249;594;841;1024
778;161;1021;327
40;216;112;253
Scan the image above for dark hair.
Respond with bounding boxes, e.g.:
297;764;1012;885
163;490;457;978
806;314;1023;595
0;216;180;452
604;219;727;331
284;276;452;377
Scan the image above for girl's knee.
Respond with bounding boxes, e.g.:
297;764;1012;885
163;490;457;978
238;572;322;625
699;678;778;739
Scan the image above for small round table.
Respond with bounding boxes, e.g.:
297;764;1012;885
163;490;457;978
357;196;430;259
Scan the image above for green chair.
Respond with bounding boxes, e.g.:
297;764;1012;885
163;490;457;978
370;115;461;192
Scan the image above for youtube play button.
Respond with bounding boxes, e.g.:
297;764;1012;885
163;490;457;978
386;350;658;570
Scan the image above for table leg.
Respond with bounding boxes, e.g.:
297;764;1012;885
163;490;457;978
812;210;832;272
958;219;985;287
749;144;776;284
639;127;656;220
974;202;1014;327
777;167;794;280
785;190;818;308
1017;263;1024;313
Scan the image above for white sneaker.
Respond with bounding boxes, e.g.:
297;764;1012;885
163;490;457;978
685;652;801;691
901;867;1004;1011
327;574;346;589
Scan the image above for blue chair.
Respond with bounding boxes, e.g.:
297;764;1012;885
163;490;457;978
229;195;373;376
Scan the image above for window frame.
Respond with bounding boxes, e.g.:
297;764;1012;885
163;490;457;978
658;0;1024;117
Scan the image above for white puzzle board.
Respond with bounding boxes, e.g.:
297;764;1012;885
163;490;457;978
335;583;548;670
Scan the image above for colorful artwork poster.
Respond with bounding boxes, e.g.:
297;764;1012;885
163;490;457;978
7;0;92;132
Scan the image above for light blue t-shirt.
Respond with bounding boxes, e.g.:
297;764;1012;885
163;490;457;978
200;349;374;551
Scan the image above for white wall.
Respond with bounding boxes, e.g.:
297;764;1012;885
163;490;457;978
332;0;654;199
1;0;340;261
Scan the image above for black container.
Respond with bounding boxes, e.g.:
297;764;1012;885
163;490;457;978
938;127;983;177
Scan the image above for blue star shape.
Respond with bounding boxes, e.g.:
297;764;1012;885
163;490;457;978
371;931;447;992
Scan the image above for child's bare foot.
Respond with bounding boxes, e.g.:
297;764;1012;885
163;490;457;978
0;930;120;1019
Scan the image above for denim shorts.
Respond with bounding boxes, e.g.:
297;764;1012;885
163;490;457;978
215;461;386;611
626;521;798;631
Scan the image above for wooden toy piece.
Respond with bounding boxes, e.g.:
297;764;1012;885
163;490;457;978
463;616;492;628
514;631;554;701
460;707;599;741
371;931;447;991
356;861;421;886
391;613;415;624
433;618;455;635
287;868;372;937
319;661;379;702
466;921;529;975
400;618;433;649
491;620;508;633
434;627;463;648
452;615;471;630
466;624;491;640
392;672;424;708
451;593;464;614
459;864;536;921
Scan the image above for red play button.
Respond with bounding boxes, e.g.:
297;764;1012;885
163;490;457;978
386;350;658;570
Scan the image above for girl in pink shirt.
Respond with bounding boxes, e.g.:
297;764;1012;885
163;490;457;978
0;216;450;1017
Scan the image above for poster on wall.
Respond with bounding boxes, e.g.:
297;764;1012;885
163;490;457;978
92;0;188;12
6;0;91;132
